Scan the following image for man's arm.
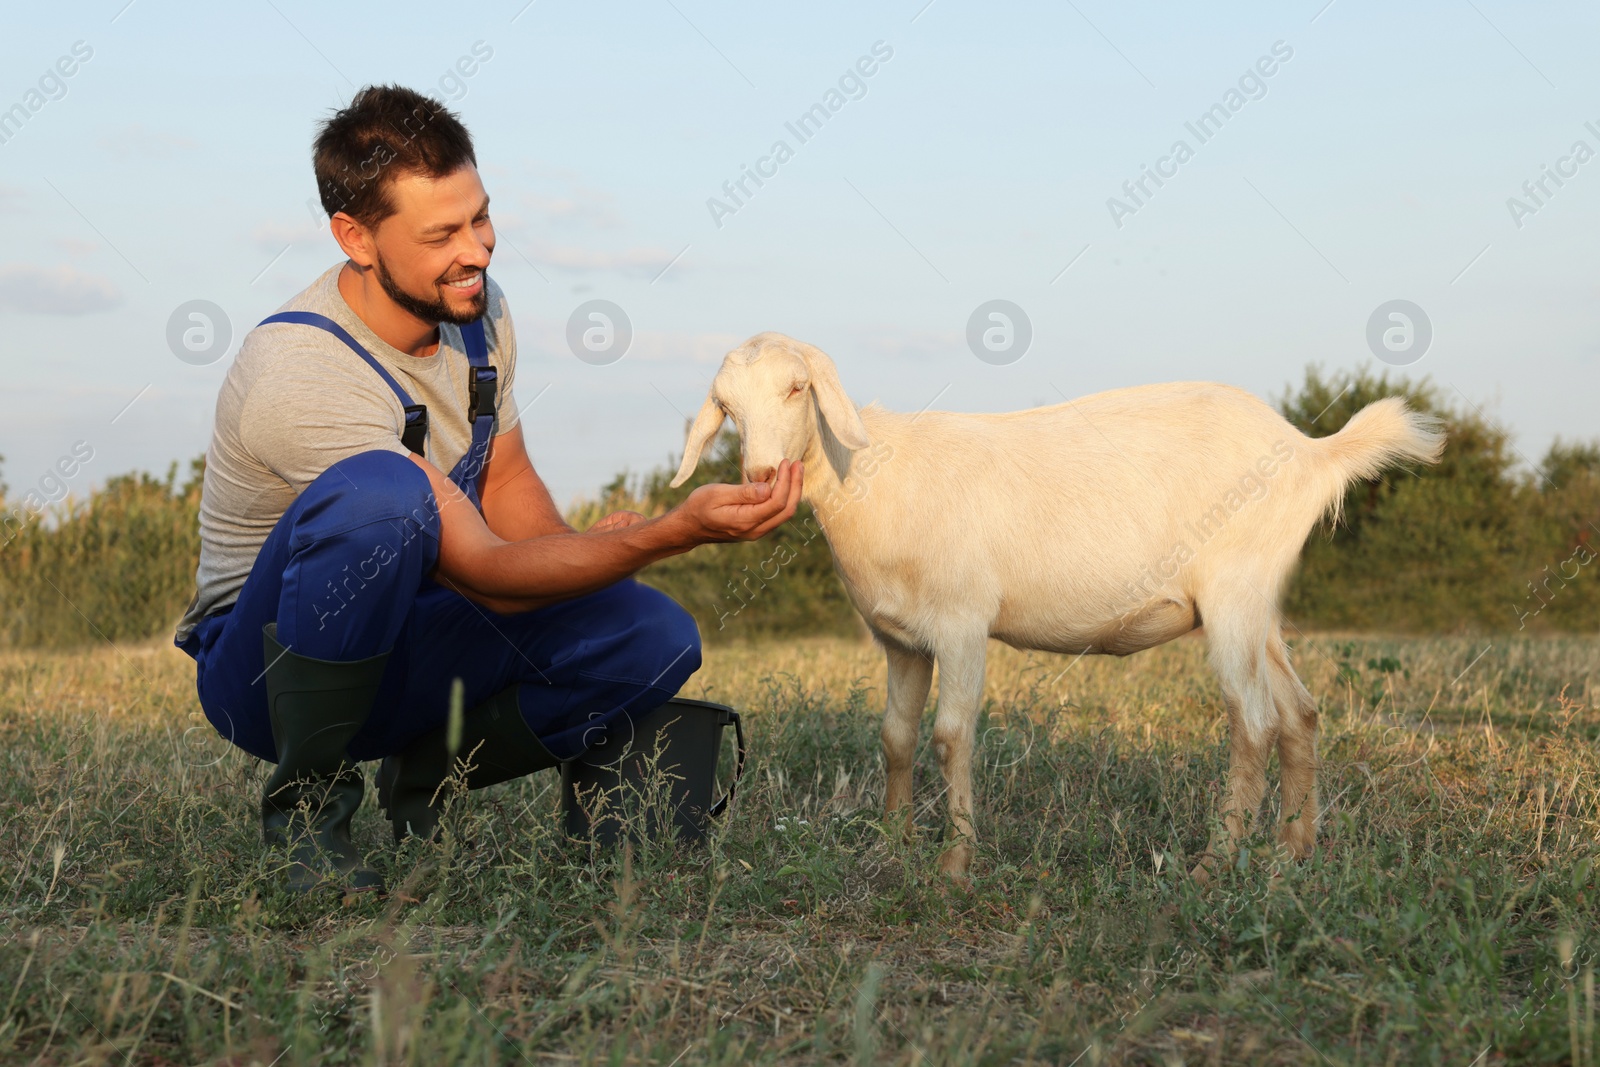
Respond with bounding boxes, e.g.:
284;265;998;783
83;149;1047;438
410;450;802;615
477;423;574;541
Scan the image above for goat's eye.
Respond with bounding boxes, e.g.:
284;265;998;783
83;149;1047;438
787;383;805;399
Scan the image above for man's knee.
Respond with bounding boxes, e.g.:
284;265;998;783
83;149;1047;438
631;583;703;687
301;450;439;541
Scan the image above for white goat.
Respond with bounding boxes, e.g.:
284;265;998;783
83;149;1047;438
671;332;1445;877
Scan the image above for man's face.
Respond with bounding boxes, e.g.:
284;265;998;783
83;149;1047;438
366;164;495;325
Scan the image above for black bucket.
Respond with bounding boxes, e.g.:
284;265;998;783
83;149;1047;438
561;697;745;847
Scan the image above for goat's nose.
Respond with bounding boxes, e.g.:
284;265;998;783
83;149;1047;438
744;465;776;485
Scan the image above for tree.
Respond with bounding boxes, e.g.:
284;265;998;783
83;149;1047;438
1277;366;1537;632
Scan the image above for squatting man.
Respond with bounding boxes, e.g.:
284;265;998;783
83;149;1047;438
174;85;803;893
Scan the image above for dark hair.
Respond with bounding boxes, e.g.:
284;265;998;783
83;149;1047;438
312;84;476;228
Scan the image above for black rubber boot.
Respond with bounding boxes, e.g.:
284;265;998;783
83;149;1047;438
376;684;560;843
260;622;390;894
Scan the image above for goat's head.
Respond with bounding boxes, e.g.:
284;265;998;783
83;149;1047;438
669;332;869;487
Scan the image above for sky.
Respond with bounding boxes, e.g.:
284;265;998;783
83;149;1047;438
0;0;1596;510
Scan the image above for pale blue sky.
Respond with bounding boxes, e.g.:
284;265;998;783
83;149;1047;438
1;1;1595;508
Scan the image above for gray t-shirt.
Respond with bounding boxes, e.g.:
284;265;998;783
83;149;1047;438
174;262;520;644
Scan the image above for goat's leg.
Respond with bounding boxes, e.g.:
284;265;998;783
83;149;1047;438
1193;617;1280;881
1268;636;1320;859
930;632;988;878
881;641;935;839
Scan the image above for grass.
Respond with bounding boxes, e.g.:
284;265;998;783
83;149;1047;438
1;630;1598;1065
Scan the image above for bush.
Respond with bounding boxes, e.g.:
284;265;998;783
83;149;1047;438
0;365;1593;650
0;458;203;649
1277;366;1599;633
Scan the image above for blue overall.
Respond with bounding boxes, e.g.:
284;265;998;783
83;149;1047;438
176;312;702;764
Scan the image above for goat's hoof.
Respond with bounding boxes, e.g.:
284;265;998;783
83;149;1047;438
1277;832;1317;862
882;807;915;843
1188;853;1221;884
937;844;973;880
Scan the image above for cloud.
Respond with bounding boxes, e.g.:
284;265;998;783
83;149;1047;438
488;159;626;230
516;188;619;230
502;237;685;279
628;329;743;363
0;264;122;315
97;123;198;159
0;185;22;213
251;220;326;254
850;326;964;358
519;318;737;364
485;162;687;276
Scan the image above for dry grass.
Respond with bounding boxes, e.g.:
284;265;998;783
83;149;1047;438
1;629;1598;1064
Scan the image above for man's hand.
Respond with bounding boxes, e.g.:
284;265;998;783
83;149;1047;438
672;458;803;543
418;454;804;614
588;509;647;534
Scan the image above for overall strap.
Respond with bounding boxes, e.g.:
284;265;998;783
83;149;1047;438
459;319;497;429
258;311;430;455
454;318;498;501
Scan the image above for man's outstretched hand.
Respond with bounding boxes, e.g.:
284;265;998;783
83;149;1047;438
425;453;803;613
673;458;804;544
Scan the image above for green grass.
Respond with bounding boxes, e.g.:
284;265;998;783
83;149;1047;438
2;631;1598;1064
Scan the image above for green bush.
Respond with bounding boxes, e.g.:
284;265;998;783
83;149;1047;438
0;458;203;649
0;366;1594;650
1278;367;1599;633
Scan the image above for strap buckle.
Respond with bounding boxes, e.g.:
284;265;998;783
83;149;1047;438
401;404;429;456
468;366;497;424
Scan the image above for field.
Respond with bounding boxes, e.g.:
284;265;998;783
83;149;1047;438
1;630;1598;1065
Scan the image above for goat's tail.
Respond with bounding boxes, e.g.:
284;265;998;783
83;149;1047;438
1310;396;1446;526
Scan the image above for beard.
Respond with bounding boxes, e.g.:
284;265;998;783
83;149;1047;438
373;253;488;326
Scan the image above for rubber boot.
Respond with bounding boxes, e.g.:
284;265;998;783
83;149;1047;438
376;684;560;843
260;621;390;894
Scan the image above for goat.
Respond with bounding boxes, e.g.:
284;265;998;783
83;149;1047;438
670;332;1445;878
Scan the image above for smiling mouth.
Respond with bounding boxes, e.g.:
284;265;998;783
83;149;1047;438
443;271;482;291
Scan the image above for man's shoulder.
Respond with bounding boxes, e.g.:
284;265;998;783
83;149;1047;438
233;321;364;381
263;261;345;321
237;262;338;342
229;280;387;401
236;263;361;362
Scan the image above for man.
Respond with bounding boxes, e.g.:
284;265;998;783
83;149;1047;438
173;84;802;894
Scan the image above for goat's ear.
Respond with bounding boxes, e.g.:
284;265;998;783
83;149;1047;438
669;395;725;488
796;342;869;450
